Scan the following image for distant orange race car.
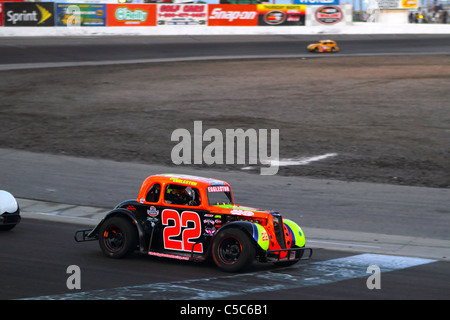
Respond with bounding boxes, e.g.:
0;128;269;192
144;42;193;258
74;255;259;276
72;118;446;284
307;40;339;53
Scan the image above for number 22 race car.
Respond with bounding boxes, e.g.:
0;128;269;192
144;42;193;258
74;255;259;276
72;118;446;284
75;174;312;272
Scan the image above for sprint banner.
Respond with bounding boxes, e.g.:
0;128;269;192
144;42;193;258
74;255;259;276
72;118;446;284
3;2;55;27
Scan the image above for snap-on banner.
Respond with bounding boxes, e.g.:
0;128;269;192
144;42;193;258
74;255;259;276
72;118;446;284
107;4;157;27
207;5;258;26
55;3;106;27
3;2;55;27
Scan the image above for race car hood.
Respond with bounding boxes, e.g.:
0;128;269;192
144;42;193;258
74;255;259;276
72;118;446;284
210;204;278;218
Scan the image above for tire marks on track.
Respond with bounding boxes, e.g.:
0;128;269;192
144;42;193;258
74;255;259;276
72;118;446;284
23;253;436;300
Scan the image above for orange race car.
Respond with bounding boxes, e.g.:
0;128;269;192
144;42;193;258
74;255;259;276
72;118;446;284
75;174;312;272
307;40;340;53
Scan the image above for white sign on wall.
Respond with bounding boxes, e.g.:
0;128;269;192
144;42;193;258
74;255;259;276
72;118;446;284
306;4;352;26
375;0;418;9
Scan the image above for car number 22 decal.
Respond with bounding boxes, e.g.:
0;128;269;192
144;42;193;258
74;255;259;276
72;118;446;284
162;209;203;253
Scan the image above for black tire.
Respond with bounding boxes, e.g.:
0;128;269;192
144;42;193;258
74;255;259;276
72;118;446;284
98;216;138;259
212;228;256;272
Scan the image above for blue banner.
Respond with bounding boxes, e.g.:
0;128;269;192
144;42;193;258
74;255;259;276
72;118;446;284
293;0;340;5
55;3;106;27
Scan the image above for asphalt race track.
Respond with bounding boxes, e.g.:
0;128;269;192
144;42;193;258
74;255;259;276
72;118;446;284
0;35;449;304
1;34;450;68
1;219;447;301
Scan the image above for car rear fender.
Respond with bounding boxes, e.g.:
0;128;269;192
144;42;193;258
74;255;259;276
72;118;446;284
213;221;270;252
90;208;146;251
283;219;306;248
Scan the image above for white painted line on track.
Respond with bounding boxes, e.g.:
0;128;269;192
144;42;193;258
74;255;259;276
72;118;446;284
1;52;449;72
22;253;436;300
264;153;338;167
308;240;381;249
0;55;310;71
242;153;338;171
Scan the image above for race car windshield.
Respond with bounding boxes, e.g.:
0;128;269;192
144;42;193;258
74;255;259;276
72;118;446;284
207;185;233;206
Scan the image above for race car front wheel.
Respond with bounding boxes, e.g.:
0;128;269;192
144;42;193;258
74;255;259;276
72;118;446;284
212;228;255;272
99;216;138;259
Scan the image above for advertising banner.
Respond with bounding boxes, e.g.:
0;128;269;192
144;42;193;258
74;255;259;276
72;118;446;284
306;4;352;26
157;4;207;25
208;5;258;26
55;3;106;27
0;3;3;27
375;0;418;9
107;4;157;26
3;2;54;27
315;5;343;24
257;5;306;26
293;0;340;5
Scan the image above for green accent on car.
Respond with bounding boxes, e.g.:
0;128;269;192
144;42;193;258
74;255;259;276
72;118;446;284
214;204;257;211
283;219;306;247
253;223;270;251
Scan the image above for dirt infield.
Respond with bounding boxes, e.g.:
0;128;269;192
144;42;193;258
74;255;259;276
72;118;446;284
1;55;449;188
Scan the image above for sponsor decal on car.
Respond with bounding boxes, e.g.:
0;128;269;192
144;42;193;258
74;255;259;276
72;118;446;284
207;186;230;193
231;209;255;216
147;206;159;217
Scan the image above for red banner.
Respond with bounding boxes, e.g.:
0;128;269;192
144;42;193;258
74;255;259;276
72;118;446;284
0;3;3;27
157;4;207;25
107;4;156;27
208;5;257;26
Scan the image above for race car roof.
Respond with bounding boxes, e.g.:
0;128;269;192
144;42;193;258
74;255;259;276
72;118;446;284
143;174;230;188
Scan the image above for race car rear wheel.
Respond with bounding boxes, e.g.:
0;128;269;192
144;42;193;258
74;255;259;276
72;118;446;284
212;228;255;272
99;216;138;259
